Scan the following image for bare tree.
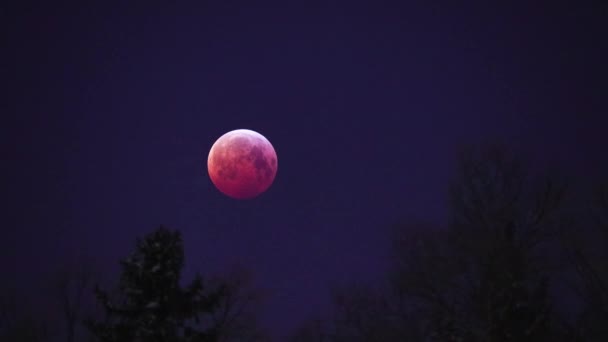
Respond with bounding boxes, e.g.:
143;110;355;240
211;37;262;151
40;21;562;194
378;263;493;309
0;286;19;336
339;145;566;341
291;144;570;341
288;282;417;342
0;285;49;342
332;282;424;341
289;317;330;342
448;144;564;257
561;181;608;340
437;144;565;341
288;224;441;341
53;257;99;342
208;265;270;342
388;222;467;340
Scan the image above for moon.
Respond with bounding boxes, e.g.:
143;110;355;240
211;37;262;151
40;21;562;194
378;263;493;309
207;129;278;199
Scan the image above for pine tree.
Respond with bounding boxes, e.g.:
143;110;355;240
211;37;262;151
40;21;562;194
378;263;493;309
85;226;226;342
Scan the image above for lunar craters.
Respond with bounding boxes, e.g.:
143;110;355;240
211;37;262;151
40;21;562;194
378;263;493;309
207;129;277;199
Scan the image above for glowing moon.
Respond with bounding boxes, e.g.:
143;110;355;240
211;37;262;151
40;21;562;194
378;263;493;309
207;129;278;199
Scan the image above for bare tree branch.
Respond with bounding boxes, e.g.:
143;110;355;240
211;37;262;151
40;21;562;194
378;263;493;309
209;266;270;341
53;256;99;342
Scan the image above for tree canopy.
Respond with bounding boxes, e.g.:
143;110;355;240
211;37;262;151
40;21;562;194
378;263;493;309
86;226;227;342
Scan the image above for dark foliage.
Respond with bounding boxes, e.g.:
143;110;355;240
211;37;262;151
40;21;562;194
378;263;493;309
561;182;608;341
85;226;227;342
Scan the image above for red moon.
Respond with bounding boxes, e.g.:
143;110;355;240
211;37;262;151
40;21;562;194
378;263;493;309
207;129;278;199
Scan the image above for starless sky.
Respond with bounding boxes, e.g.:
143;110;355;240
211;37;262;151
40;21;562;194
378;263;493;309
2;1;607;339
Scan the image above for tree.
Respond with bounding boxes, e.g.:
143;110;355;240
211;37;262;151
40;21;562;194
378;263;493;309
289;318;328;342
0;285;49;342
53;256;98;342
302;144;568;341
561;181;608;341
330;282;423;341
388;222;467;341
85;226;227;342
209;266;270;341
427;144;564;341
288;278;424;342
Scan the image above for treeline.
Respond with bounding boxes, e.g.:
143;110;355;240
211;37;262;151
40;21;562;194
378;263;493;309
1;144;607;341
290;145;608;341
0;227;267;342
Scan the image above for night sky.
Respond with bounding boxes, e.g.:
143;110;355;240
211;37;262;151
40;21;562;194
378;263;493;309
2;2;607;339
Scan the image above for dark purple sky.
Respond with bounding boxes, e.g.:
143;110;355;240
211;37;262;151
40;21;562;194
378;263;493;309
2;2;607;339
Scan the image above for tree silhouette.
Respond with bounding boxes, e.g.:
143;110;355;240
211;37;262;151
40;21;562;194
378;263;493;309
289;318;328;342
288;279;425;341
435;144;564;341
562;181;608;341
53;257;99;342
85;226;227;342
330;282;423;341
0;285;49;342
388;222;467;341
300;144;569;341
208;266;270;341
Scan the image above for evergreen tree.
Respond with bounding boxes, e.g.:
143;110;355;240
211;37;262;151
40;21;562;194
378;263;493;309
85;226;226;342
